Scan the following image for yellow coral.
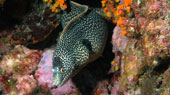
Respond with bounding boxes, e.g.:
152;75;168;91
53;3;59;7
115;0;120;3
43;0;52;3
114;66;119;71
111;61;116;65
126;6;131;12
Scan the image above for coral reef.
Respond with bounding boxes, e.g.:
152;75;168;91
1;45;41;76
110;0;170;94
101;0;133;36
0;45;41;94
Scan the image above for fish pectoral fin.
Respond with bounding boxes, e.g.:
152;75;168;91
82;39;92;52
73;40;90;65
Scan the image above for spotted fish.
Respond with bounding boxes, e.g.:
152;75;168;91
52;1;108;87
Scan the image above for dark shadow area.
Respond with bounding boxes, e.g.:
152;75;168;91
0;0;101;29
0;0;34;29
72;0;102;8
72;21;115;95
152;56;170;75
27;24;62;50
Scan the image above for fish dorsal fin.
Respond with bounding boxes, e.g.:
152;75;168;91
59;1;89;40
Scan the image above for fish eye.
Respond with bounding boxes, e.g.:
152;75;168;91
60;68;64;73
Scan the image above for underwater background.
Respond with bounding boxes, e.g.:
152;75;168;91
0;0;170;95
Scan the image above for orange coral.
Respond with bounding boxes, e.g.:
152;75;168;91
114;66;119;71
58;0;65;5
53;0;67;11
61;4;67;10
111;61;116;65
117;4;124;10
106;4;116;16
124;0;133;6
106;12;112;18
103;7;108;13
101;0;108;7
51;7;57;12
101;0;133;37
11;39;22;44
117;17;124;26
121;31;127;36
43;0;67;13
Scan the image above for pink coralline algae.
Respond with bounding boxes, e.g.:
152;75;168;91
35;50;54;90
51;80;78;95
35;49;78;95
0;45;41;94
112;26;129;53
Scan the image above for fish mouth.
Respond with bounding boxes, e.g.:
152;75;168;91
52;66;73;88
53;77;68;88
52;70;68;88
53;73;63;87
